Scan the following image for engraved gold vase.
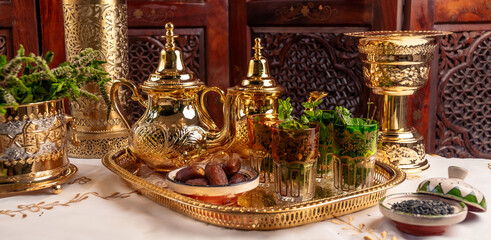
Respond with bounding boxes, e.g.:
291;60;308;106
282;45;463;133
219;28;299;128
0;99;78;194
62;0;130;158
346;31;450;172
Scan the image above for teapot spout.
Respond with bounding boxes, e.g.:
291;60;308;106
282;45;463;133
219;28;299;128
206;91;239;150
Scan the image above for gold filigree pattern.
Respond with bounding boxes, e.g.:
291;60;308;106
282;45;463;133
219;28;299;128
358;43;437;56
276;2;337;21
2;150;64;167
363;64;430;89
0;191;136;218
381;143;425;166
334;128;378;157
130;124;207;170
332;215;399;240
63;1;130;158
11;118;64;155
67;135;128;159
0;99;70;186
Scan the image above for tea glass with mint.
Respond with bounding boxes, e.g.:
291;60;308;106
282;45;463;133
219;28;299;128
304;109;336;182
332;119;378;192
271;123;319;203
247;114;280;186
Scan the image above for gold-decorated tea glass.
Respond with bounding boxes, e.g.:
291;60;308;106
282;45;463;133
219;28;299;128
247;113;280;186
272;123;319;203
0;99;78;193
346;31;450;172
110;23;226;172
332;121;378;192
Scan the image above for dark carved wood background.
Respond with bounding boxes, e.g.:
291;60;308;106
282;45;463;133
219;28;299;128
407;0;491;158
435;31;491;158
0;0;39;59
253;31;366;117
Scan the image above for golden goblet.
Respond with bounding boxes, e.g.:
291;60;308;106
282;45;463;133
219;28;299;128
346;31;450;172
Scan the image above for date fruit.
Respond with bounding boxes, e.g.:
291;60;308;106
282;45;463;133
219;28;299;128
229;173;247;184
205;162;229;185
175;166;205;182
223;157;241;177
185;178;209;186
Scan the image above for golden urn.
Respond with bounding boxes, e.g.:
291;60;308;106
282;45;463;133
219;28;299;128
218;38;284;155
346;31;450;172
111;23;226;171
0;99;78;194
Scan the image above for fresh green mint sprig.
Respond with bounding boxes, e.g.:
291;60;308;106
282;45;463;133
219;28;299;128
0;45;111;115
277;98;309;130
302;97;374;126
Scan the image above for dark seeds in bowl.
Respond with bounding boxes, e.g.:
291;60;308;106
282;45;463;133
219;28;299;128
391;199;455;215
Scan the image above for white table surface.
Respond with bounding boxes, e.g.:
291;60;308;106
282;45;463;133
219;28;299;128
1;155;489;240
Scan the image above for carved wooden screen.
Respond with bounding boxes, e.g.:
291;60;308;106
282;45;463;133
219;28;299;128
406;0;491;158
230;0;399;117
0;0;39;58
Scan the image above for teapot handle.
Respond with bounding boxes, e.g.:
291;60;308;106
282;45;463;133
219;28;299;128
109;79;145;129
198;86;225;131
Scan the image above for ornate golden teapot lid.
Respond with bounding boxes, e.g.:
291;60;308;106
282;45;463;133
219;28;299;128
234;38;284;93
142;23;203;91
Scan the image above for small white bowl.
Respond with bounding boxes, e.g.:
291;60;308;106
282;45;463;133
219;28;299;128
166;164;259;205
379;193;468;236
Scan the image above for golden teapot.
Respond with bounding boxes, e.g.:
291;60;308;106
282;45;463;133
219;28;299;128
110;23;225;171
212;38;284;155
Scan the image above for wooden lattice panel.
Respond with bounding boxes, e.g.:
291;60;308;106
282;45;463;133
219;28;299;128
435;31;491;158
253;32;366;117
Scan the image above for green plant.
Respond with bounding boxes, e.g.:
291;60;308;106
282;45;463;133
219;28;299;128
302;99;336;176
277;98;309;129
0;45;111;115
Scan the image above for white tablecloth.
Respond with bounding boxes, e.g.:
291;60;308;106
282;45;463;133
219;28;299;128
1;155;489;240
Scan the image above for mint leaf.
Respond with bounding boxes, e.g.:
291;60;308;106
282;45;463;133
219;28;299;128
336;106;353;125
278;98;293;120
351;118;366;125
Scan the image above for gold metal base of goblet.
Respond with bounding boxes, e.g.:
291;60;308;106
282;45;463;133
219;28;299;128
379;127;429;173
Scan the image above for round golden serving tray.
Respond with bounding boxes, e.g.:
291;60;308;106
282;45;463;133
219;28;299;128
102;149;405;230
0;164;78;196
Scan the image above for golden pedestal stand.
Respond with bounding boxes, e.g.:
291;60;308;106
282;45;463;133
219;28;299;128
346;31;450;172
